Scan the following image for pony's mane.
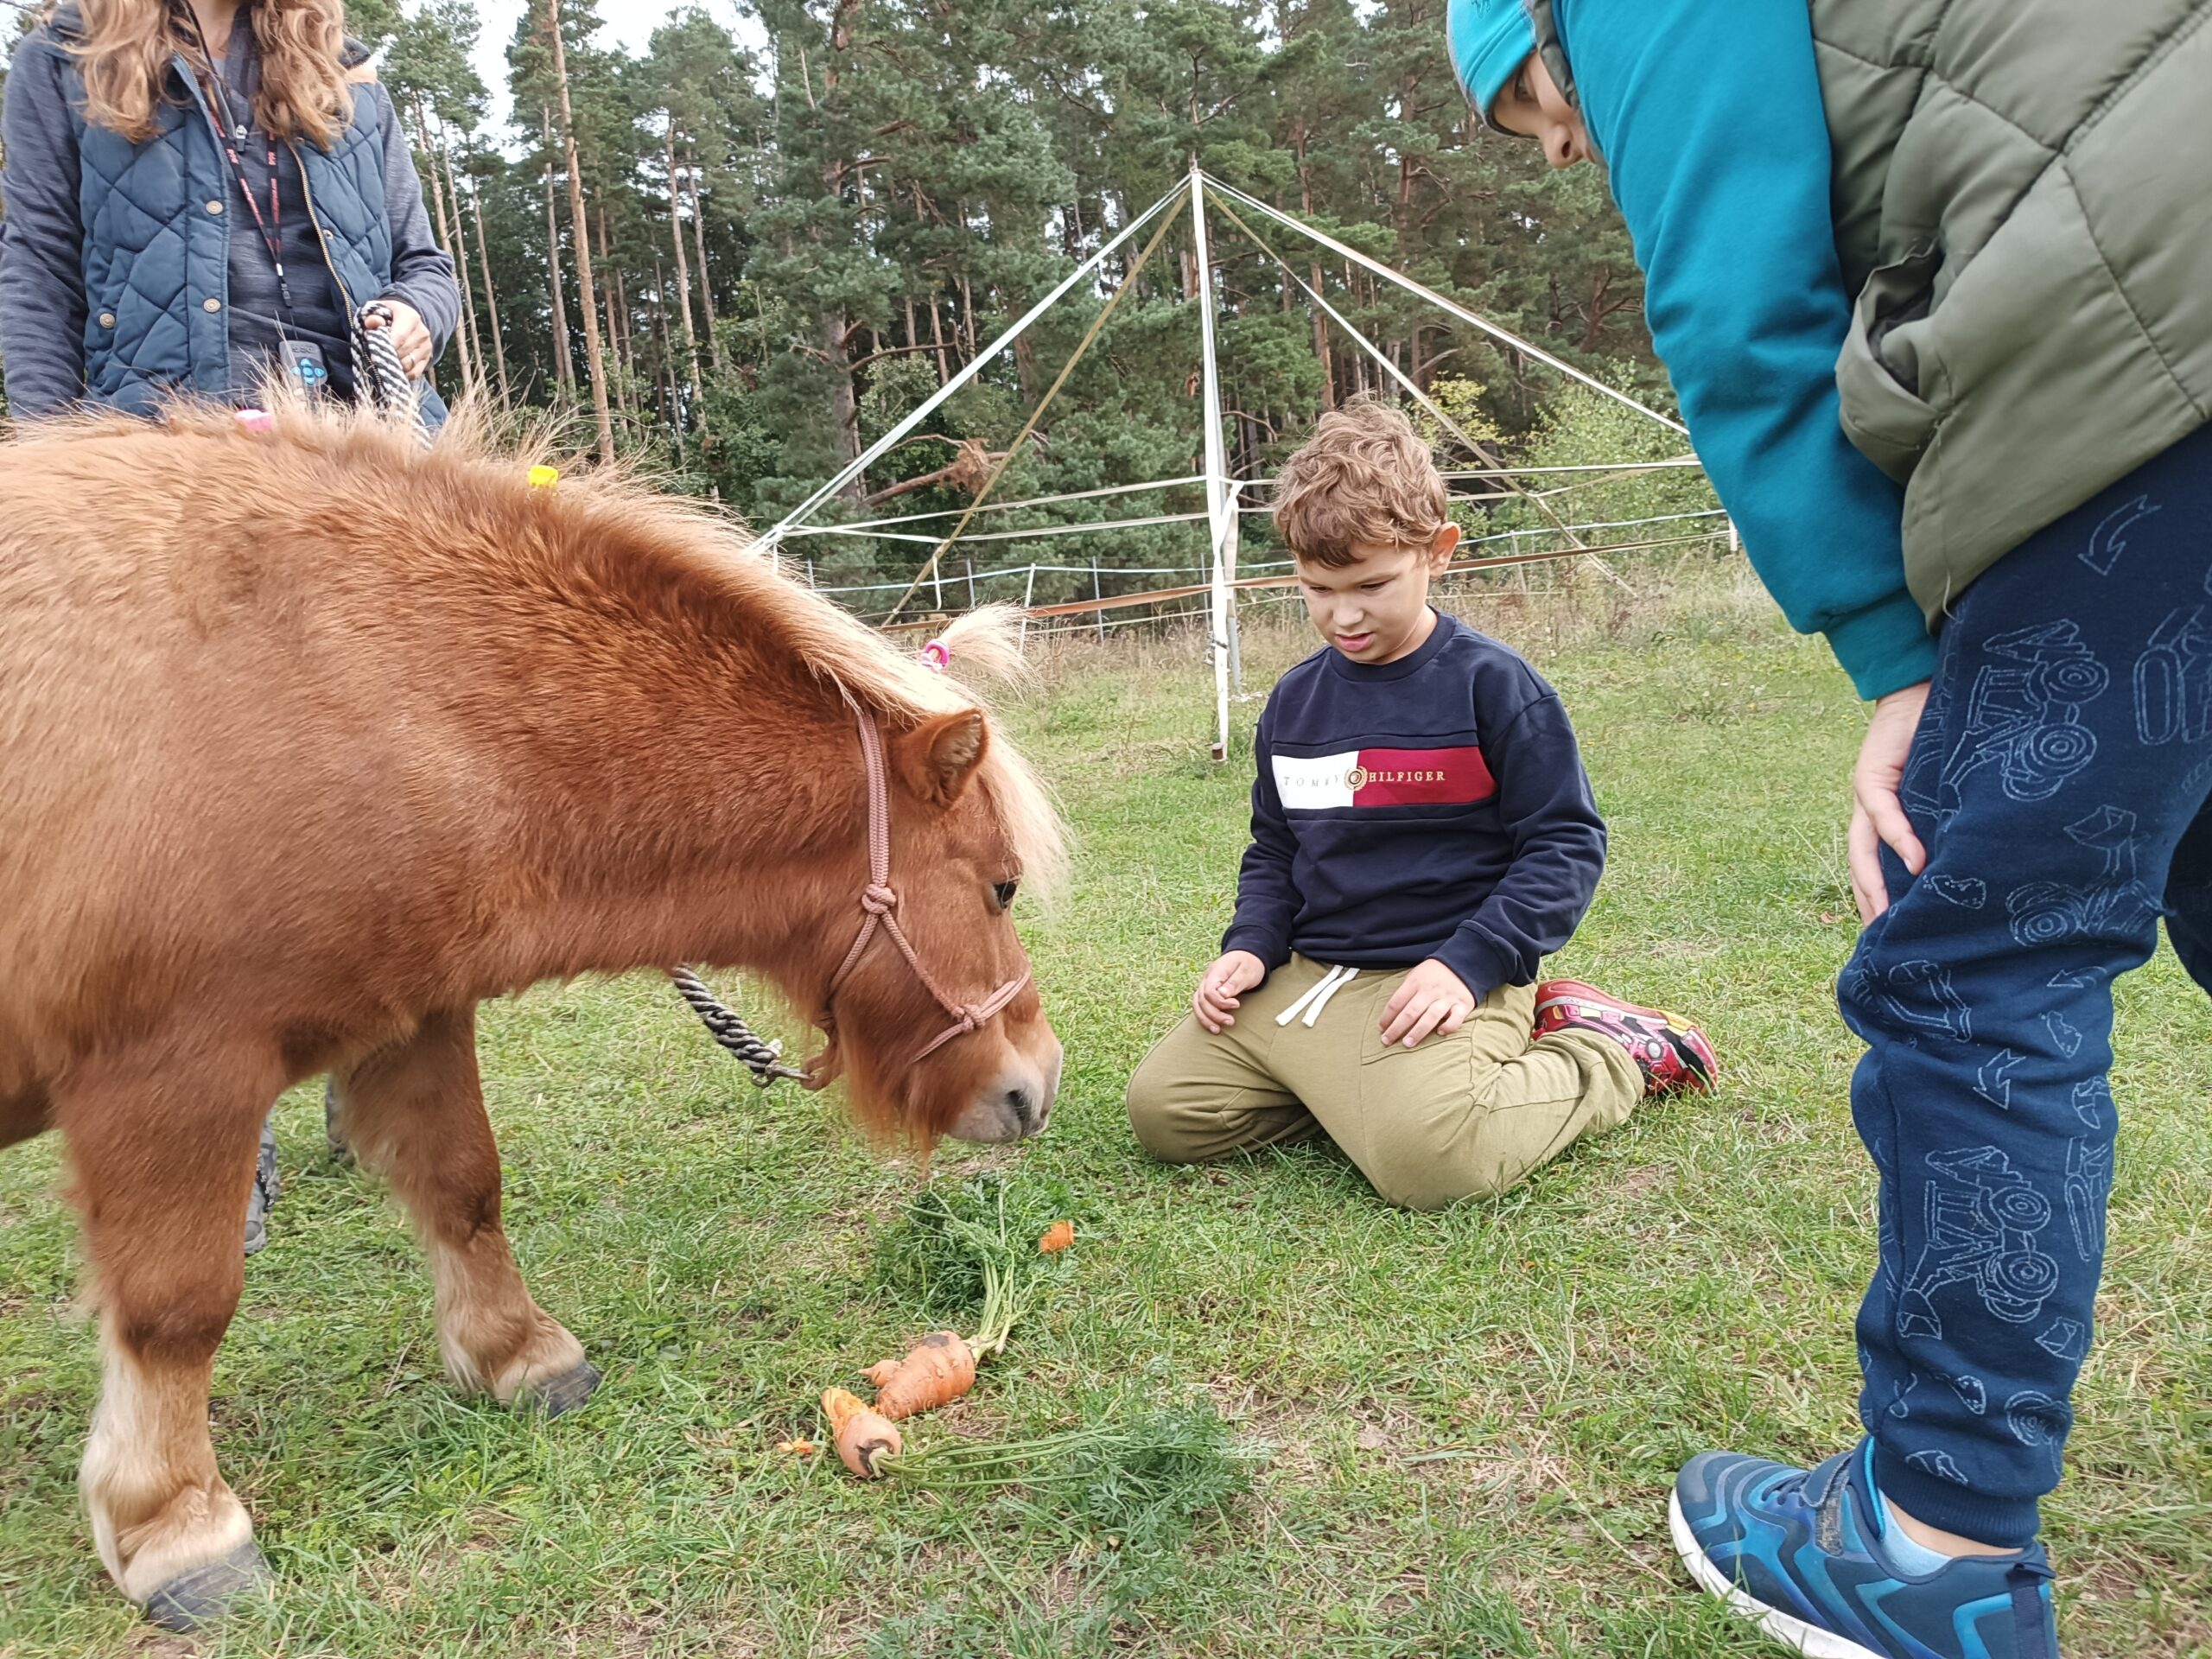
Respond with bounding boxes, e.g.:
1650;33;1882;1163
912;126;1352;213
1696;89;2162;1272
10;398;1068;893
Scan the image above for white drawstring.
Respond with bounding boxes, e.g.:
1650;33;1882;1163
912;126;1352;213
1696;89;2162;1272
1275;964;1340;1026
1276;963;1360;1027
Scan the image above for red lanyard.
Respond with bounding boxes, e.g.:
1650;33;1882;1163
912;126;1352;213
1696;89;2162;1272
224;121;282;261
181;20;302;329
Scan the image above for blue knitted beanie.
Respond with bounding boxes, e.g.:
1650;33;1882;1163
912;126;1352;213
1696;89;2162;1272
1446;0;1536;124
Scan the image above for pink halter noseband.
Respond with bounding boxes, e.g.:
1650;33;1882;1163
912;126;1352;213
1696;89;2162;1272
821;712;1032;1065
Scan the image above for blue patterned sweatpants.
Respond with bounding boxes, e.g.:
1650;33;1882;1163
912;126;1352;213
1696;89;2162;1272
1841;424;2212;1548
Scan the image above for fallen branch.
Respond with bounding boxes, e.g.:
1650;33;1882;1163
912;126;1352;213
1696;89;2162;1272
863;438;1008;505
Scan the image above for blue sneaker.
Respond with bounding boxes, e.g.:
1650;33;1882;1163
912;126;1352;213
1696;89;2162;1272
1669;1440;2058;1658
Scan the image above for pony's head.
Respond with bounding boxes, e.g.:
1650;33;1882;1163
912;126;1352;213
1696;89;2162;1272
768;608;1068;1147
804;708;1062;1143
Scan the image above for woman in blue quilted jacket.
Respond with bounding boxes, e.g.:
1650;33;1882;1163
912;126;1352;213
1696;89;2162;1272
0;0;461;1254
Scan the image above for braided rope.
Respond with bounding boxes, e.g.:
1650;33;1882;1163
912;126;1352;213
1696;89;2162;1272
353;302;432;448
670;966;806;1087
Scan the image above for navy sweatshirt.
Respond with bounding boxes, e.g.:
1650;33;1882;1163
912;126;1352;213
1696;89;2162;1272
1223;613;1607;998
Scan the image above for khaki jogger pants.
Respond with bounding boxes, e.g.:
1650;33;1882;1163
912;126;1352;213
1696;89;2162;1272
1124;954;1643;1210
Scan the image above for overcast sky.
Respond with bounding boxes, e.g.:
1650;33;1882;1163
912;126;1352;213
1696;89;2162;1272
467;0;767;130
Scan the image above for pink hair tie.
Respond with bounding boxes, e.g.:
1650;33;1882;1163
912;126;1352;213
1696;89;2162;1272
918;639;952;672
235;409;275;434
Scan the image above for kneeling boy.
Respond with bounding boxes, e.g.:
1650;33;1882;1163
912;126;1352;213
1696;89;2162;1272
1125;404;1713;1209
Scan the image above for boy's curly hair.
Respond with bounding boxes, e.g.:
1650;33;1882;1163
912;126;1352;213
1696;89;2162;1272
1271;401;1452;568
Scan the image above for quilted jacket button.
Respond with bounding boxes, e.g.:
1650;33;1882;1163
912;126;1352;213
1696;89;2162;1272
98;312;116;328
206;199;224;214
202;296;222;313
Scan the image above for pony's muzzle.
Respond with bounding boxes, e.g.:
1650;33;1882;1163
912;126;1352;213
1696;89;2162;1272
946;1039;1062;1144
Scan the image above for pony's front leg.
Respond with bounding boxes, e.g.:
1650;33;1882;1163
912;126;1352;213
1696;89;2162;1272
331;1007;597;1412
57;1039;276;1630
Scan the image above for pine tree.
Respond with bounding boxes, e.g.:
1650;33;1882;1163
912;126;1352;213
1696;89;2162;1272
523;0;615;460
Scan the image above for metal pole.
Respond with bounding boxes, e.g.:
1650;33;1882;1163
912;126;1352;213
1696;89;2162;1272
1190;162;1236;763
965;556;977;608
805;557;816;589
1093;557;1106;645
1225;486;1244;692
1019;563;1036;650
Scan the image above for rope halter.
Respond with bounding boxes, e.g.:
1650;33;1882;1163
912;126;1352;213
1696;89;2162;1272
673;709;1029;1087
823;711;1032;1065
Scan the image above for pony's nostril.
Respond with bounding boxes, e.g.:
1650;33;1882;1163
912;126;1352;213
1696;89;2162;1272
1003;1084;1034;1130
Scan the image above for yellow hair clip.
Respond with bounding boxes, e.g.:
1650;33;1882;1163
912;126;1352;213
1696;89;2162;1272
528;465;561;489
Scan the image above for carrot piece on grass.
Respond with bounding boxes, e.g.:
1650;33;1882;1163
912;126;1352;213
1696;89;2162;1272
1038;1220;1076;1254
823;1387;902;1478
868;1331;977;1420
860;1358;905;1389
775;1439;817;1457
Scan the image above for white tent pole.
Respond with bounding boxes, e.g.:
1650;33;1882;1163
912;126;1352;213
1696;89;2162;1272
775;474;1210;536
758;182;1187;549
1191;162;1236;763
1203;174;1687;437
1225;480;1244;692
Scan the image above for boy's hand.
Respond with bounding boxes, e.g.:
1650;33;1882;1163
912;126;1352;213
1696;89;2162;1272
1850;680;1931;924
1379;959;1476;1048
1194;950;1268;1033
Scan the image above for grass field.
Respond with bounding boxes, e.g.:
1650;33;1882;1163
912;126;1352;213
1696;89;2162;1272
3;565;2207;1657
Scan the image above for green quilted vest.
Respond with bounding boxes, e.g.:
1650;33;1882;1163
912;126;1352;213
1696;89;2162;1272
1530;0;2212;622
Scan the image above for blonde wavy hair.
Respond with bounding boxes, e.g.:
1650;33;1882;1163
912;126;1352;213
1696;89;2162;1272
68;0;356;147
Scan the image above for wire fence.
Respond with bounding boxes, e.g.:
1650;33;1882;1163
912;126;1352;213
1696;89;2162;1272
782;509;1738;641
771;438;1728;653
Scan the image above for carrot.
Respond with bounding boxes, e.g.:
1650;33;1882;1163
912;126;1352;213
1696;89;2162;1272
866;1331;977;1420
1038;1220;1075;1254
822;1387;902;1478
775;1438;817;1457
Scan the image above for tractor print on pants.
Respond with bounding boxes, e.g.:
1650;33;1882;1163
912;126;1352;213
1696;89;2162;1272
1940;621;2109;808
1898;1146;2062;1340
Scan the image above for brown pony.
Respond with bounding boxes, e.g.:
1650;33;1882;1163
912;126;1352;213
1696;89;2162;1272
0;402;1065;1628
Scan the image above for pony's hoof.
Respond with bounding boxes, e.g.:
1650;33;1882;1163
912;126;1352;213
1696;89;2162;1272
519;1358;601;1417
141;1539;271;1631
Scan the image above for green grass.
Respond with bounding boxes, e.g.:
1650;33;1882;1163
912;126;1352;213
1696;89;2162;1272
3;568;2208;1656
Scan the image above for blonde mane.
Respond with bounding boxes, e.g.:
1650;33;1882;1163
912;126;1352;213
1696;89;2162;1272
6;398;1068;894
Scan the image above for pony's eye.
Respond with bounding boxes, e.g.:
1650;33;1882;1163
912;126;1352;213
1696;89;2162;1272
991;879;1020;912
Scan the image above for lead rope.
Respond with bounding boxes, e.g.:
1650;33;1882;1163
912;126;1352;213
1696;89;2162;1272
669;966;806;1088
353;301;431;447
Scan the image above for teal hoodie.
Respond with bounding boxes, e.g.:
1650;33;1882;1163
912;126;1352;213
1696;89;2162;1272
1447;0;1936;701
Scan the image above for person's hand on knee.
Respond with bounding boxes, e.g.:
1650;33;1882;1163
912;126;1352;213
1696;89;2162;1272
1379;959;1475;1048
1193;950;1267;1033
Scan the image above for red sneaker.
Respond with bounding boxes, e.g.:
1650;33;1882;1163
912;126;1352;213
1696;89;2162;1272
1533;980;1716;1096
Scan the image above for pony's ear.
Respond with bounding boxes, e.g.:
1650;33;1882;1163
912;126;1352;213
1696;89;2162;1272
895;710;988;807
